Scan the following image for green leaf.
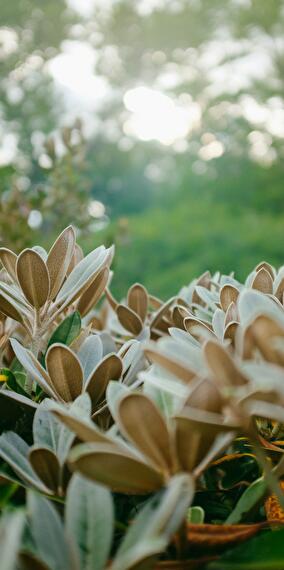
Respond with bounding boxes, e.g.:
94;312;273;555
187;506;205;524
65;474;114;570
208;528;284;569
4;368;27;396
47;312;81;349
113;474;194;569
28;491;77;570
0;510;25;570
226;477;267;524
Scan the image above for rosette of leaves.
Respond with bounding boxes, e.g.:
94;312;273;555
106;284;176;341
174;261;284;349
10;333;145;424
0;395;91;497
51;389;238;495
0;226;113;393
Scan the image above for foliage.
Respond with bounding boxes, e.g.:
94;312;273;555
0;227;284;567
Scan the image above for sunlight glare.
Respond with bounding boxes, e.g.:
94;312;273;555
123;87;200;145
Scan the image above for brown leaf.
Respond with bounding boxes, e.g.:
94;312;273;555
117;304;143;335
150;297;176;334
85;353;123;406
255;261;275;280
223;321;238;345
220;284;239;312
0;248;17;281
77;267;109;317
127;283;148;322
174;411;237;473
204;340;248;387
69;443;164;494
251;268;273;295
172;305;189;329
145;347;196;384
51;407;113;444
16;249;50;308
19;551;51;570
184;317;213;341
46;344;83;402
47;226;76;300
105;287;119;311
250;314;284;366
0;294;23;323
118;393;174;472
192;271;211;305
224;302;238;326
29;447;60;493
184;379;223;414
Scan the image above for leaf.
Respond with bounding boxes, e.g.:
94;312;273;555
56;246;111;307
19;552;51;570
50;394;92;464
4;368;25;396
68;442;164;494
78;335;103;382
116;304;143;335
27;491;76;570
0;283;32;321
238;289;284;327
47;312;81;350
208;527;284;569
112;474;194;570
46;226;76;301
0;294;23;323
145;347;196;384
106;380;129;421
226;477;267;524
127;283;148;322
85;354;123;407
174;410;237;473
46;344;83;402
0;511;25;570
187;506;205;524
204;340;248;387
251;268;273;294
0;432;51;494
16;249;50;308
220;284;240;312
50;402;112;446
117;393;174;472
29;446;60;493
0;248;17;281
77;267;109;317
66;474;113;570
32;246;48;261
10;339;58;400
33;400;61;453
